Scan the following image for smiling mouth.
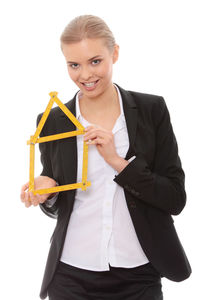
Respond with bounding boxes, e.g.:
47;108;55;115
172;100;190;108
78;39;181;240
81;80;99;87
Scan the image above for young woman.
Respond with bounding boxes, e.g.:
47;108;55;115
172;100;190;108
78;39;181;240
21;15;191;300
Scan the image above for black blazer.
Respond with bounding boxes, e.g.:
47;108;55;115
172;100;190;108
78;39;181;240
37;83;191;299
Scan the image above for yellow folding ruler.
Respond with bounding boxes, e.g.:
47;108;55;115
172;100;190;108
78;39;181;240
27;91;91;196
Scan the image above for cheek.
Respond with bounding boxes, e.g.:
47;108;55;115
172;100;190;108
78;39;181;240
99;62;113;78
67;68;78;81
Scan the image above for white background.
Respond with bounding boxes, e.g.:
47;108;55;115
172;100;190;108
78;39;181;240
0;0;199;299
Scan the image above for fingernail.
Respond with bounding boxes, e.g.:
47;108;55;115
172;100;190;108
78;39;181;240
86;140;92;145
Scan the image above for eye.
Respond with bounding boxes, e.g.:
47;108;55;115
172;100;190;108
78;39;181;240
70;63;79;69
92;59;101;65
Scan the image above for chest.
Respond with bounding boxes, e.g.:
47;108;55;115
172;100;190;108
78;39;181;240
80;104;120;131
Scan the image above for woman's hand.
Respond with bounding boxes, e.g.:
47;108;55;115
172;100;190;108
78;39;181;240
84;125;118;164
20;176;57;208
84;125;129;173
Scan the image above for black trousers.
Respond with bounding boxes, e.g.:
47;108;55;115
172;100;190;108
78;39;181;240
48;261;163;300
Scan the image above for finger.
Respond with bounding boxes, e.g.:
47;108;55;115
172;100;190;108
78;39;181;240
84;132;97;141
32;200;39;206
21;191;29;203
24;190;30;203
32;193;47;206
32;194;39;206
21;182;29;193
84;130;108;141
84;126;94;132
34;193;46;206
29;192;40;206
87;137;104;145
25;200;32;208
39;194;48;204
21;182;30;202
20;191;25;202
28;191;36;205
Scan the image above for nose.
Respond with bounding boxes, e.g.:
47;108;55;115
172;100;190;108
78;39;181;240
80;66;93;81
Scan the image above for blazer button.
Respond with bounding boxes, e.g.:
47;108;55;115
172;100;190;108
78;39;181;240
135;191;140;197
131;188;136;194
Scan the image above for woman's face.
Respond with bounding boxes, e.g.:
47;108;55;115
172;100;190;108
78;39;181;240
61;38;119;99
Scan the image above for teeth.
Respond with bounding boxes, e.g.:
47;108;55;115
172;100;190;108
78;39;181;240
83;81;97;87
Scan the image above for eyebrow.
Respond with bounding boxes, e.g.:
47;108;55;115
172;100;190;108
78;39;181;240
67;55;103;64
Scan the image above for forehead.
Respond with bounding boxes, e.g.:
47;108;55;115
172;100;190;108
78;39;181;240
62;38;110;61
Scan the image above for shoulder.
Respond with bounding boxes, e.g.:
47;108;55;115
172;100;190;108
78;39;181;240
117;84;170;127
116;83;166;112
130;91;167;123
129;90;166;111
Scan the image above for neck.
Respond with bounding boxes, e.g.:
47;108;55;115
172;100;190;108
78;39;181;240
79;82;118;114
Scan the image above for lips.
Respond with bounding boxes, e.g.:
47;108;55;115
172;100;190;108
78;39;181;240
81;80;99;87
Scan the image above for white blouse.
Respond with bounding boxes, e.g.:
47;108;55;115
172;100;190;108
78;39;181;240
60;84;149;271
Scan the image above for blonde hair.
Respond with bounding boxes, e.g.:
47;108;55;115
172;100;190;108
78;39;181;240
60;15;116;52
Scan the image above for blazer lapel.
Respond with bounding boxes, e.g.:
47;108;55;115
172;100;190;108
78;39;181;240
114;83;138;160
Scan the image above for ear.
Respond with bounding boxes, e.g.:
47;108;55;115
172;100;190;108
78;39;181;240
112;44;119;64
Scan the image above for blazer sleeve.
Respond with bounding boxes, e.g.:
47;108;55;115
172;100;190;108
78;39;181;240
113;97;186;216
36;113;59;219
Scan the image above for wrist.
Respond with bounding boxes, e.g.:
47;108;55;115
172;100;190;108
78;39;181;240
106;155;129;173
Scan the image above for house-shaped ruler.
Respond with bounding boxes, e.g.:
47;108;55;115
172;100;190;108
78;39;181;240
27;91;91;196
